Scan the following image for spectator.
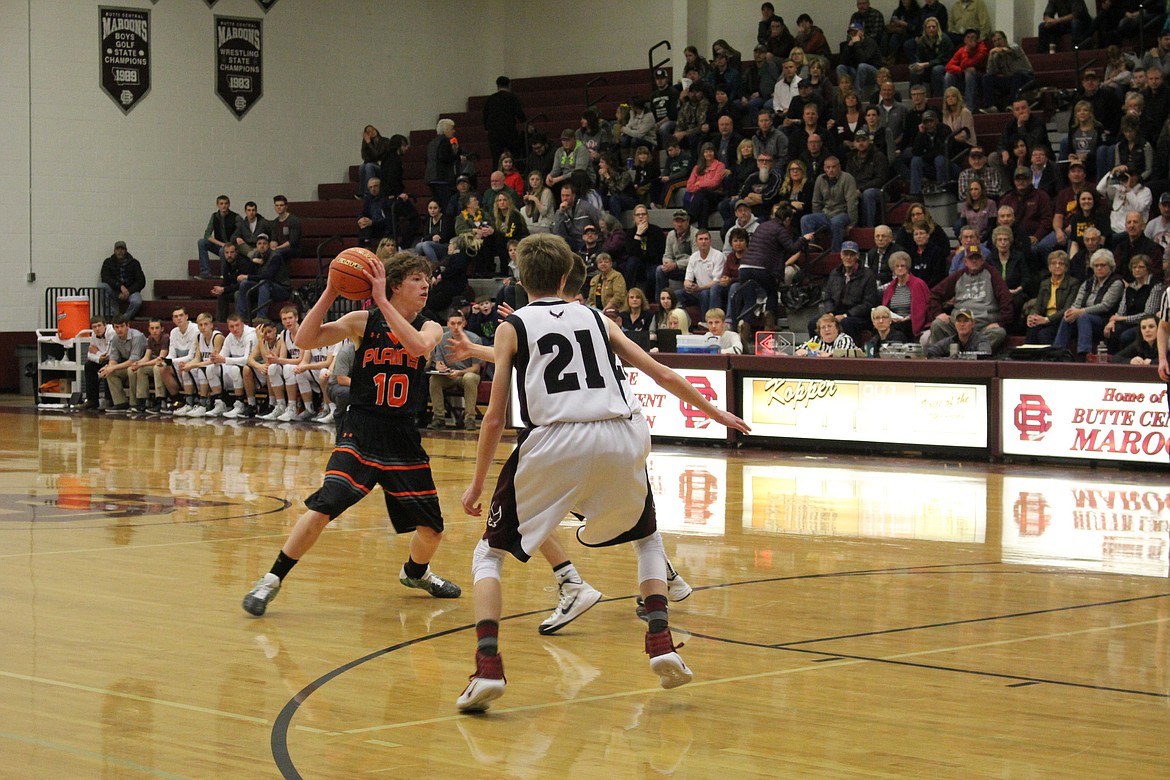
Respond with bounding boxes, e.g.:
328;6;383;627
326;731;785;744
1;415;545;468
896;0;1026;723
1001;167;1054;251
656;211;699;297
424;118;460;210
1026;145;1059;199
673;84;712;152
622;205;666;289
758;2;777;46
359;125;393;196
358;178;391;249
882;250;931;339
621;287;653;334
481;171;522;214
908;16;953;96
958;145;1005;200
796;313;859;355
863;224;903;285
1024;250;1080;343
941;86;977;149
587;252;627;311
944;28;988;111
499;153;525;195
231;201;268;259
682;229;725;312
210;243;249;322
649;289;691;350
621;99;657;155
947;0;991;45
683;143;728;229
815;240;879;339
723;198;761;242
919;0;948;35
426;237;472;318
850;0;886;41
982;30;1034;112
997;97;1049;174
551;185;602;254
427;309;483;431
947;225;992;273
521;171;554;234
490;191;528;277
773;58;802;116
846;128;889;227
865;304;902;355
775;158;815;226
706;51;742;101
525;133;555;179
598;154;636;217
650;69;681;148
794;13;831;57
751;107;787;165
895;202;948;254
1142;66;1170;143
1038;0;1092;54
957;179;997;243
100;240;145;321
1051;249;1126;357
1110;115;1153;184
78;316;113;410
987;225;1034;326
704;308;743;353
1097;168;1152;238
1036;159;1093;258
235;234;290;318
731;204;805;340
885;0;923;59
482;76;526;168
1112;314;1161;364
415;200;456;263
909;110;954;196
1108;211;1162;282
925;308;991;356
653;138;692;208
926;245;1012;354
266;196;300;265
800;156;858;251
1069;224;1107;278
716;227;747;312
547;129;591;190
907;220;950;287
837;21;883;98
1145;191;1170;254
131;317;178;413
764;16;796;60
742;45;780;116
197;195;240;280
629;144;661;207
1105;255;1164;349
1101;46;1134;99
99;314;148;412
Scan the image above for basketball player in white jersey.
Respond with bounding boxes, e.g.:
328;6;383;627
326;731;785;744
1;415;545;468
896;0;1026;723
259;306;312;421
456;234;749;712
168;307;200;414
212;313;258;418
293;342;335;422
182;313;225;417
446;259;694;636
246;320;279;415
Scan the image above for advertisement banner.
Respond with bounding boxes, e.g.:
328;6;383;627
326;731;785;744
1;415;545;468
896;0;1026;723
740;375;988;448
99;7;150;113
214;16;262;119
1002;378;1170;464
1001;475;1169;577
508;366;728;440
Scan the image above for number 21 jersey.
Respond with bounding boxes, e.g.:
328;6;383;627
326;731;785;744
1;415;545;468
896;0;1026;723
509;298;635;427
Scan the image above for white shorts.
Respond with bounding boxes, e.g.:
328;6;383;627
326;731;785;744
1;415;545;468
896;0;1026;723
484;413;656;562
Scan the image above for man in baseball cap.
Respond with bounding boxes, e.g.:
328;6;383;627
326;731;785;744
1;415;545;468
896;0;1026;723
811;238;878;341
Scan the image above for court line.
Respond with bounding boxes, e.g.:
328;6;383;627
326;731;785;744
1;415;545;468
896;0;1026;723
0;730;191;780
0;670;269;725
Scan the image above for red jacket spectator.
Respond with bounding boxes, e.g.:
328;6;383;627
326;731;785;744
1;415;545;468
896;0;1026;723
881;274;931;336
945;41;988;75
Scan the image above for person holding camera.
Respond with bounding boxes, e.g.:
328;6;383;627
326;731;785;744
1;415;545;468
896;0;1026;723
1097;166;1153;238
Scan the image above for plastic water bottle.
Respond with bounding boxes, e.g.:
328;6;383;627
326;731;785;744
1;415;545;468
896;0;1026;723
1096;343;1108;364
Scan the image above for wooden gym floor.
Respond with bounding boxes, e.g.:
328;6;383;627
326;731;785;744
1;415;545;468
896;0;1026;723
1;401;1167;778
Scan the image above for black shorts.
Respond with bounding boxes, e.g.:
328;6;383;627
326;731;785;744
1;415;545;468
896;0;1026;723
304;409;443;533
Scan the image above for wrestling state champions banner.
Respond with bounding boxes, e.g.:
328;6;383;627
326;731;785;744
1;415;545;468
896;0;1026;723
99;7;151;114
214;16;263;119
1002;378;1170;465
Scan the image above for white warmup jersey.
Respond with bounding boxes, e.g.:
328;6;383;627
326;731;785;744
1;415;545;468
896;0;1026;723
220;326;257;365
168;323;197;363
282;329;301;362
510;298;637;427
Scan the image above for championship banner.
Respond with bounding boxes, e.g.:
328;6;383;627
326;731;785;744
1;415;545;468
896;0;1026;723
1002;378;1170;464
214;16;262;120
204;1;219;7
99;7;151;114
255;0;279;10
741;375;988;448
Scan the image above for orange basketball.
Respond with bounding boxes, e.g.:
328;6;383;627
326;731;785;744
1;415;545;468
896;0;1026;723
329;248;378;300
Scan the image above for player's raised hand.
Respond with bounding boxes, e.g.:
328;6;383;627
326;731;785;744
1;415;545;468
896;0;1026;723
447;330;473;361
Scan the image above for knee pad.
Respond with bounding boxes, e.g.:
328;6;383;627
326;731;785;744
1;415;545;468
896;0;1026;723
223;365;242;391
633;531;667;585
294;370;312;395
268;362;283;385
471;538;505;583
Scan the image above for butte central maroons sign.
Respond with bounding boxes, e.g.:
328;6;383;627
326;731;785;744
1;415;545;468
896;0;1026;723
214;16;263;119
99;7;151;113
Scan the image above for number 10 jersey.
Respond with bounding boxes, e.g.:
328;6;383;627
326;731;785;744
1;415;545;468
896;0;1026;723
509;298;636;427
350;307;429;419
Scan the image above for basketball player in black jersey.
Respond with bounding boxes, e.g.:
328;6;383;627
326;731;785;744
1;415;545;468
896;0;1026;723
243;252;461;616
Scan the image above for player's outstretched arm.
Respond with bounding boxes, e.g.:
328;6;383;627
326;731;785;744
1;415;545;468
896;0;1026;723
605;318;751;434
462;322;517;515
446;328;495;363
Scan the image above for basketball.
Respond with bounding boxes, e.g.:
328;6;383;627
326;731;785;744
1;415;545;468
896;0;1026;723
328;248;378;300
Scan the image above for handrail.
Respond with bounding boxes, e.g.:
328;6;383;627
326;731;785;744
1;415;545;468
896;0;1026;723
314;234;346;280
584;76;608;110
648;39;671;89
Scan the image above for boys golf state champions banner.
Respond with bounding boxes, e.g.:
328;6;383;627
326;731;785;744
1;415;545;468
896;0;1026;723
99;7;151;113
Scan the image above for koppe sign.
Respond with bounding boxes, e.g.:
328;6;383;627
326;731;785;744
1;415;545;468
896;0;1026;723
1002;378;1170;464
